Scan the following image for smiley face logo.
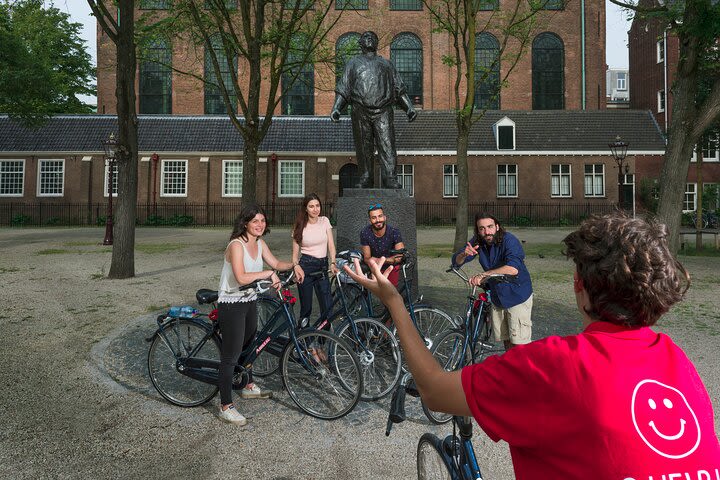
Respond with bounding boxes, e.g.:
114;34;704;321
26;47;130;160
631;379;701;459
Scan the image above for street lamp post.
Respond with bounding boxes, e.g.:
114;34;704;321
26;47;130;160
608;135;629;208
102;133;118;245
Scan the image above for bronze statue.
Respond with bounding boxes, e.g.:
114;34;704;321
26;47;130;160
331;31;417;189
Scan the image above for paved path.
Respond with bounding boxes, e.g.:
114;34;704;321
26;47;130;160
0;226;717;479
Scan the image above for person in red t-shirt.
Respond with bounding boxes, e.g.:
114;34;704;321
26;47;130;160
343;212;720;479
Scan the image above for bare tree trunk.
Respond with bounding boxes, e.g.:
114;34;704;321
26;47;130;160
453;118;471;251
242;136;259;207
108;0;138;279
695;142;703;250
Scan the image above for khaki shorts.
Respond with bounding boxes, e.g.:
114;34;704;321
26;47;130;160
491;294;533;345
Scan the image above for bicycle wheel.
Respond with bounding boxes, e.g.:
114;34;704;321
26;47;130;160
281;330;362;420
253;297;283;377
335;317;402;401
148;319;220;407
417;433;453;480
424;329;469;424
409;306;456;350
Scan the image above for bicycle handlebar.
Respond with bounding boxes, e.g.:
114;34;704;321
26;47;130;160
446;265;517;285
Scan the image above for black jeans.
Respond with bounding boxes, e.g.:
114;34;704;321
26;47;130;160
217;301;257;405
297;254;333;323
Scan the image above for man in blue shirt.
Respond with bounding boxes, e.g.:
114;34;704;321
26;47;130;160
452;212;533;350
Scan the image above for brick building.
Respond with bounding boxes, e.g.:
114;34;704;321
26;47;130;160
0;110;665;225
96;0;607;116
628;1;720;213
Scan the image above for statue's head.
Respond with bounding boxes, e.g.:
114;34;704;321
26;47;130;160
359;31;378;53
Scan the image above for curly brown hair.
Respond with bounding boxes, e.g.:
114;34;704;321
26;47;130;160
562;212;690;327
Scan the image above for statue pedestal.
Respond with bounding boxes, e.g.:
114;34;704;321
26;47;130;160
335;188;418;295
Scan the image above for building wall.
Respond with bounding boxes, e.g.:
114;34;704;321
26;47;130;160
96;0;606;116
628;13;679;132
1;151;644;206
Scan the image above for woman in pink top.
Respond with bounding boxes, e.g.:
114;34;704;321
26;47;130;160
291;193;338;323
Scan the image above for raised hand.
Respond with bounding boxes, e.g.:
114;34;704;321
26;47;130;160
343;257;400;305
464;242;479;257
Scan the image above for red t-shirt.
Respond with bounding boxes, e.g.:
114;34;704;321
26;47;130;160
461;321;720;479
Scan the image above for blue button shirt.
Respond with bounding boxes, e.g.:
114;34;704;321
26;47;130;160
452;231;533;309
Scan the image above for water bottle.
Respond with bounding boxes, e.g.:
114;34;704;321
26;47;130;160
168;306;182;318
180;305;198;318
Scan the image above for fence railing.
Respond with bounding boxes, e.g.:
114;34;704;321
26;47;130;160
0;201;616;227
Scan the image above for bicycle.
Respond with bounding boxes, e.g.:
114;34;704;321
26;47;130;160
386;371;485;480
253;251;403;401
691;211;720;230
146;272;364;420
423;266;515;424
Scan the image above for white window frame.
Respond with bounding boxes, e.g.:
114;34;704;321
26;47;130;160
103;162;119;197
551;164;572;198
278;160;305;198
584;164;605;197
160;159;188;197
616;73;626;91
656;40;664;63
683;183;697;212
496;164;518;198
0;159;25;197
443;164;458;198
222;159;243;197
37;159;65;197
493;116;516;151
395;164;415;197
657;90;665;113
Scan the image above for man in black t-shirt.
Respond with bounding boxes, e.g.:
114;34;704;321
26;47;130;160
359;203;404;286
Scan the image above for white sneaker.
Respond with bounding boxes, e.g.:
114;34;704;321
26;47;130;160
241;383;273;399
218;405;247;425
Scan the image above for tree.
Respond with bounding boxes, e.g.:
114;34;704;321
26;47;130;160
423;0;547;251
611;0;720;252
0;0;95;126
88;0;139;278
140;0;342;206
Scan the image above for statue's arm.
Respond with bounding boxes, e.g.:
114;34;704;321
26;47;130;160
331;94;347;122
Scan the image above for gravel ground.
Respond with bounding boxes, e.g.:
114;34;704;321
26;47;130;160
0;226;718;479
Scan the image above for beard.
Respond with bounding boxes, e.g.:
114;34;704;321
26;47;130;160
483;233;495;244
371;221;385;231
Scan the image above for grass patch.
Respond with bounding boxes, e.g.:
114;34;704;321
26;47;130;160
91;273;104;279
678;246;720;257
64;241;99;247
0;267;20;274
531;270;571;283
523;243;566;258
37;248;72;255
417;244;454;258
135;243;185;254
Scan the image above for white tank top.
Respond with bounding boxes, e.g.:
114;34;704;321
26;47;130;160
218;238;264;303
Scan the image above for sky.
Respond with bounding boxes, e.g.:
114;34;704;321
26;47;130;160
58;0;632;105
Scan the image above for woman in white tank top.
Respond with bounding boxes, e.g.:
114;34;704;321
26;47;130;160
216;205;294;425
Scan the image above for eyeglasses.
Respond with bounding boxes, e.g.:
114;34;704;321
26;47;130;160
367;203;383;212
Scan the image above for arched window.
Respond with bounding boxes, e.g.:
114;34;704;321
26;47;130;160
282;35;314;115
474;32;500;110
390;33;423;105
532;33;564;110
139;37;172;114
335;32;360;81
204;35;237;114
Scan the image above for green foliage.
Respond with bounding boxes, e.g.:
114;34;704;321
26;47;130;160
45;217;61;226
10;214;32;226
0;0;95;126
144;214;194;226
509;215;531;227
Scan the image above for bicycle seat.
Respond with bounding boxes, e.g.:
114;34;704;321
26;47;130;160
336;250;362;261
196;289;218;304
